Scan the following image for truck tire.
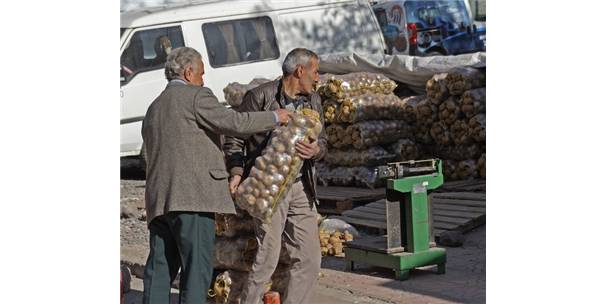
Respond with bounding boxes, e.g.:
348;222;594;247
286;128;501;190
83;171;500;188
426;51;445;57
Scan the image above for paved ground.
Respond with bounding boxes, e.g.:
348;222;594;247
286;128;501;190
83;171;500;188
318;225;486;304
124;276;392;304
121;176;485;304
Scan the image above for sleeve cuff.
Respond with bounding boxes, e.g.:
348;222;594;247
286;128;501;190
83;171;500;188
230;167;244;177
272;111;280;126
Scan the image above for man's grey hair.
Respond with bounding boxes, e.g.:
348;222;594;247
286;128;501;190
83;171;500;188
282;48;318;75
164;47;202;81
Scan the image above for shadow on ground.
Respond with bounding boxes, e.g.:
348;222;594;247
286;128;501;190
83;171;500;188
321;225;486;303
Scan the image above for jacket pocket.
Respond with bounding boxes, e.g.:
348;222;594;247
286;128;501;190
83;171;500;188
209;169;229;180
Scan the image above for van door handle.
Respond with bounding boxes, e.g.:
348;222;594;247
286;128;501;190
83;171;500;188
120;90;124;98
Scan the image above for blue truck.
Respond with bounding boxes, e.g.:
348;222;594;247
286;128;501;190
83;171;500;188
372;0;485;56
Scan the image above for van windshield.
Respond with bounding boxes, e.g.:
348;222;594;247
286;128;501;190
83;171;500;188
405;0;471;31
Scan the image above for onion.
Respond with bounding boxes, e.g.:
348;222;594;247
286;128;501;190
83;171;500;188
245;195;256;206
256;198;269;211
293;115;307;128
262;174;275;187
255;157;267;171
279;165;290;176
269;184;280;196
266;164;278;175
274;174;285;185
273;153;288;167
273;142;286;153
261;188;271;199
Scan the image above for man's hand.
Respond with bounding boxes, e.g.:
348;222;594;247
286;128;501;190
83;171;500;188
274;109;294;125
296;139;321;160
229;175;242;196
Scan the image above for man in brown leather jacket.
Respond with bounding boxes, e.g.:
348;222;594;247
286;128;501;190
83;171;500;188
223;48;327;304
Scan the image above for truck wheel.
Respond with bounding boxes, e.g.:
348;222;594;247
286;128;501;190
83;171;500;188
426;51;445;56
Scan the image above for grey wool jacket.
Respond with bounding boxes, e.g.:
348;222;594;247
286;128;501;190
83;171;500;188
142;81;277;224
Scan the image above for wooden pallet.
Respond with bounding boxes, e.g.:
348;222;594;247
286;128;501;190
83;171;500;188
335;191;485;238
437;179;486;193
316;186;386;215
315;179;485;215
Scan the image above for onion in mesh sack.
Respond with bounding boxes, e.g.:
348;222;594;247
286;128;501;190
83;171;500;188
338;93;407;123
317;72;397;102
235;109;323;222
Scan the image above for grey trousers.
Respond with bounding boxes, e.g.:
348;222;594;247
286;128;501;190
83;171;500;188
240;181;321;304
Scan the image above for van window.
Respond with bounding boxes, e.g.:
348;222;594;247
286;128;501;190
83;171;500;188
404;0;471;31
202;17;280;68
120;26;184;85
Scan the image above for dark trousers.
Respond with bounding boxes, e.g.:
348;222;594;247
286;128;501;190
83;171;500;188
143;212;215;304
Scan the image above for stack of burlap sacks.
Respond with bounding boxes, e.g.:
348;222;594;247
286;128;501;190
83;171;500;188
212;212;290;304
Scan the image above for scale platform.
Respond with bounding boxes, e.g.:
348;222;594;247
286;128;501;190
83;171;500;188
343;159;447;281
345;236;446;280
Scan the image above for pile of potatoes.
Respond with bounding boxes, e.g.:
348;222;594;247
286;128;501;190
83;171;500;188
318;229;354;257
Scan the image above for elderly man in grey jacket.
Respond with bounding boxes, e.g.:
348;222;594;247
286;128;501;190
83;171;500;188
141;47;292;304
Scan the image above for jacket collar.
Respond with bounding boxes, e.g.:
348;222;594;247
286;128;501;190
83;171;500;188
167;78;188;87
276;77;312;109
275;77;286;108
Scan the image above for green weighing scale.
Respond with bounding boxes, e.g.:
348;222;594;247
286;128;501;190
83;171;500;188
344;159;446;280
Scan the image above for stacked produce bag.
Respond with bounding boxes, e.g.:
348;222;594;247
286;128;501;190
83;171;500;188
315;72;422;188
317;67;485;184
422;67;486;180
223;78;273;107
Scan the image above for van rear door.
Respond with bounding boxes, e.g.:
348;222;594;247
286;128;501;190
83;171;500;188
120;24;184;156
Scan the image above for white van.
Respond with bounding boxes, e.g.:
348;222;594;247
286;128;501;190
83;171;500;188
120;0;387;158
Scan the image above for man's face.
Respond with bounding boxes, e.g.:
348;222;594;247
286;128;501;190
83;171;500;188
298;57;320;95
184;58;205;86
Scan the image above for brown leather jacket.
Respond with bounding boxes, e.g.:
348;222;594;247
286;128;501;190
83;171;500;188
223;79;327;204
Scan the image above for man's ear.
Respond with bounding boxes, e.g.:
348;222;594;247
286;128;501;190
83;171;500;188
294;65;303;78
183;65;193;82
